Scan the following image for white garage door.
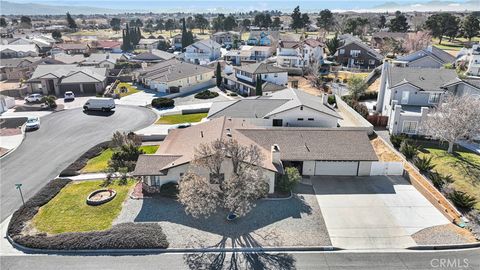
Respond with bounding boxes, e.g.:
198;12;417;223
314;161;358;176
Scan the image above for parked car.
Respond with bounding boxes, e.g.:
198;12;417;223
64;91;75;101
83;98;115;112
24;93;43;103
25;116;40;130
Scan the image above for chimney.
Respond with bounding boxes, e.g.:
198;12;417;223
322;93;328;106
271;144;281;164
200;131;204;138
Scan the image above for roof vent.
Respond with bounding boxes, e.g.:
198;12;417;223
200;131;204;138
226;131;232;137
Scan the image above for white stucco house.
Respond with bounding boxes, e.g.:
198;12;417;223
184;39;222;65
276;39;325;68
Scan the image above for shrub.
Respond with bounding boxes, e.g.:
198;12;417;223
358;91;378;101
413;156;435;173
390;134;406;149
400;140;417;160
277;167;301;193
59;141;110;176
41;95;57;109
118;167;129;185
151;98;174;109
342;78;348;83
227;92;238;96
194;90;219;99
109;144;145;172
352;102;369;118
160;182;179;198
8;178;72;237
13;223;169;250
327;95;336;105
429;171;446;190
448;190;477;210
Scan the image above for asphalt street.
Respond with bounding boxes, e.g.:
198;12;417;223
1;249;479;270
0;106;157;222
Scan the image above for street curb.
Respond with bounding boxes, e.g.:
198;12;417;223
0;122;26;160
407;242;480;250
6;234;339;255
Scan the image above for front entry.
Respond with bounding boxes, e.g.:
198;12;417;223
273;119;283;127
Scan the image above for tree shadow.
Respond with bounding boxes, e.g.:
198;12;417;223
183;234;296;270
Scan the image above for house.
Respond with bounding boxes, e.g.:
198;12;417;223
211;31;240;46
224;49;253;66
27;64;107;96
208;88;342;127
184;39;222;65
81;53;128;69
50;53;87;64
137;59;214;94
0;57;41;80
130;49;175;64
393;46;455;68
371;32;408;49
136;39;160;50
51;43;90;55
90;40;122;53
464;44;480;77
336;39;383;69
375;62;480;135
241;45;274;61
224;62;288;96
276;39;325;68
170;34;183;50
247;31;279;46
0;44;39;58
133;116;378;193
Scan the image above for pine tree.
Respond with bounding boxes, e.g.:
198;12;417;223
215;62;222;87
66;12;77;30
255;75;262;96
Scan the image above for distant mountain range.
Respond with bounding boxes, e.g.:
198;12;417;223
1;0;478;15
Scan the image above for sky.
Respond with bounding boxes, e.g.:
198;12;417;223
3;0;477;12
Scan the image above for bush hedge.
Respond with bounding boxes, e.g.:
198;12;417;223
59;141;110;176
194;90;219;99
14;223;169;250
151;98;174;109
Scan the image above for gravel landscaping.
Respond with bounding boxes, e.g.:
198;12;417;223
114;183;331;248
412;224;478;245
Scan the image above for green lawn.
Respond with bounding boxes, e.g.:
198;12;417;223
32;180;135;234
114;82;140;98
156;113;207;125
81;145;159;173
418;143;480;210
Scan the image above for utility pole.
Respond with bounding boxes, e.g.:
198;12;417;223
15;183;25;206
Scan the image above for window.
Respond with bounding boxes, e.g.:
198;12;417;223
297;118;304;121
209;173;224;184
308;118;314;121
339;49;345;54
180;173;184;178
369;59;375;65
402;121;418;134
429;93;441;103
274;73;278;77
401;91;410;104
350;50;361;57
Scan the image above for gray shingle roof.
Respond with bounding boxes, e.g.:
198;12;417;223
387;66;458;91
133;155;182;176
234;62;285;74
29;64;106;83
396;45;455;64
139;59;213;83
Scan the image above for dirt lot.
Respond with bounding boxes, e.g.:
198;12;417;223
371;137;402;162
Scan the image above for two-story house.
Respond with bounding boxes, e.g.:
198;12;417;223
392;45;455;68
336;39;383;69
276;39;325;68
247;31;279;47
376;62;460;135
224;62;288;96
184;39;222;65
211;31;240;46
170;34;183;51
136;39;160;50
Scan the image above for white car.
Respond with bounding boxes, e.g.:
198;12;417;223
64;91;75;101
25;116;40;130
24;93;43;103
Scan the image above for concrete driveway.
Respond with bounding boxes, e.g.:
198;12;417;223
311;176;450;250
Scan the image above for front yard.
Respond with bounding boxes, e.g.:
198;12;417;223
81;145;159;173
114;82;140;98
155;113;208;125
418;143;480;211
32;180;135;234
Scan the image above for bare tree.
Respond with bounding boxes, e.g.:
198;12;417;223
178;139;269;219
110;131;142;148
305;60;322;89
422;95;480;153
379;37;404;57
404;31;431;53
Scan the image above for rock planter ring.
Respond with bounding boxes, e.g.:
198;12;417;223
86;189;116;206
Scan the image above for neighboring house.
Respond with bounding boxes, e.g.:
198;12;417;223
276;39;325;68
50;53;87;64
211;31;240;46
0;57;41;80
224;62;288;96
170;34;182;50
184;39;222;65
0;44;40;58
51;43;90;55
136;39;160;50
133;116;378;193
466;44;480;77
208;88;342;127
81;53;128;69
241;45;274;61
137;59;214;94
393;45;455;68
336;39;383;69
0;95;16;113
224;49;253;66
27;64;107;96
247;31;279;46
90;40;122;53
375;62;479;135
130;49;175;64
371;32;408;49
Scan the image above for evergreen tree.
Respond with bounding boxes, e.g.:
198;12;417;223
290;6;304;33
216;62;222;87
316;9;334;32
255;75;262;96
379;15;386;29
52;30;62;39
110;18;121;32
325;33;340;56
121;23;133;51
462;14;479;41
0;18;7;28
426;13;460;44
66;12;77;30
389;11;409;32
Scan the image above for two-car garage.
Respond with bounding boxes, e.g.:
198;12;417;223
302;160;373;176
